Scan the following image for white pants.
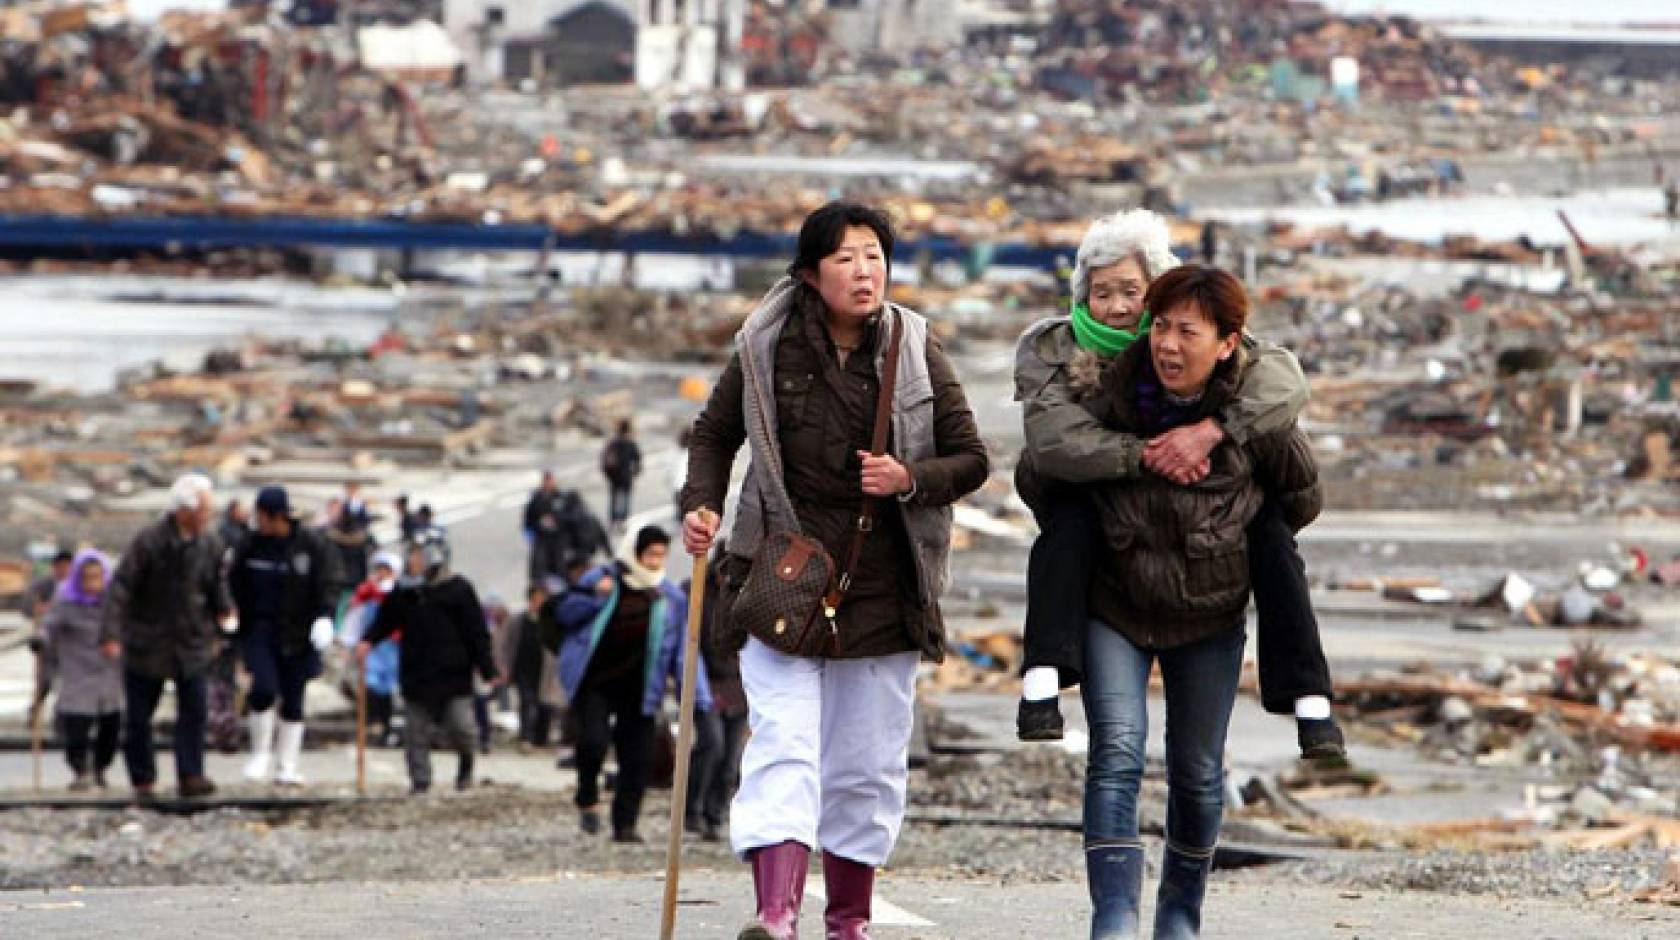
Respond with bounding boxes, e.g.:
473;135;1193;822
731;638;921;867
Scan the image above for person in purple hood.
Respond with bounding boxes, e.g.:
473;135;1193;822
40;548;124;790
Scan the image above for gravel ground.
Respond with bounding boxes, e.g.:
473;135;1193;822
0;757;1104;891
1241;847;1677;900
0;785;733;889
4;743;1672;910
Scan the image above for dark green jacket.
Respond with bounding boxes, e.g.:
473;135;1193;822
102;516;232;680
1012;317;1307;515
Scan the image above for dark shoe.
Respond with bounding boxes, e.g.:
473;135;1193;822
703;821;723;843
823;850;874;940
1087;844;1145;939
94;770;109;790
1016;697;1065;742
580;808;602;835
1153;845;1213;940
612;828;644;844
456;754;474;791
410;782;431;797
178;776;216;799
1298;717;1347;761
737;840;809;940
685;813;705;836
68;772;93;793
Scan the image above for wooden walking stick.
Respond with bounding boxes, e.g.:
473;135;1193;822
29;701;44;793
661;509;715;940
355;659;368;795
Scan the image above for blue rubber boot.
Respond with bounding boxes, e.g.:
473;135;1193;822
1086;843;1145;939
1152;845;1213;939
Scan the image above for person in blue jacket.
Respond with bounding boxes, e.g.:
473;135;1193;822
556;525;711;843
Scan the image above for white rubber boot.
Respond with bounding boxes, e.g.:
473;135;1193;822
243;709;276;781
275;720;307;787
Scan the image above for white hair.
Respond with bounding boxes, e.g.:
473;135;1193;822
169;474;213;512
1069;209;1181;306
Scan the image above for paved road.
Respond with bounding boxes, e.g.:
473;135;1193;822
1;870;1674;939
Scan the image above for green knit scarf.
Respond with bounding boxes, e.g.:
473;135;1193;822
1070;303;1151;358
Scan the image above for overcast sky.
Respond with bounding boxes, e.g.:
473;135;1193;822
1322;0;1674;23
122;0;1675;24
126;0;228;19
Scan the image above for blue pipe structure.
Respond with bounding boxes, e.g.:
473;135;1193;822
0;215;1070;270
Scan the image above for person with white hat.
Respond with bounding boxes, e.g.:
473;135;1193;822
104;473;230;799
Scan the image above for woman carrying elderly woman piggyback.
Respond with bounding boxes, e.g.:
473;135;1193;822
1078;264;1323;938
1013;210;1342;760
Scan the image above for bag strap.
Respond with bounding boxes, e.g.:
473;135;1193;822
737;327;802;533
826;309;904;611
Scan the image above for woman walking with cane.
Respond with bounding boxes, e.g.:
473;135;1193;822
682;202;989;939
40;549;123;790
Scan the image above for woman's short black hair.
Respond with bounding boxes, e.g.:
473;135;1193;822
788;202;896;277
635;525;671;558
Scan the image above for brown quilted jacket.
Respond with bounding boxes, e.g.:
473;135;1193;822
1084;343;1323;650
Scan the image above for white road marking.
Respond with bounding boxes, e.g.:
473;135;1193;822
803;886;936;927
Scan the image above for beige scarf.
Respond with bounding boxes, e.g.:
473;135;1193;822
616;529;666;591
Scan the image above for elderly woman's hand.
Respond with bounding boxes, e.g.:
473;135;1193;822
1144;419;1223;484
858;451;914;497
1155;460;1212;486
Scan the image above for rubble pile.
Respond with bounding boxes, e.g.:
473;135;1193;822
1341;643;1680;764
0;281;757;575
1263;271;1680;516
1312;644;1680;855
0;0;1674;255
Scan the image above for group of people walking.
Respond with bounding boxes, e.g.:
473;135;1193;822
30;475;505;799
27;440;719;820
28;198;1340;938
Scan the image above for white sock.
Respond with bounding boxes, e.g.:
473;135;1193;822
1295;695;1332;721
1022;667;1060;702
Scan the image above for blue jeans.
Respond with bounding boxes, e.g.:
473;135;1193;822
123;670;208;787
608;484;632;526
1081;621;1246;856
241;626;320;722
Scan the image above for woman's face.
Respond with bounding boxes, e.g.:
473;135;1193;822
1087;255;1149;330
638;543;670;573
1150;300;1239;398
405;547;427;577
78;562;105;597
801;225;887;326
